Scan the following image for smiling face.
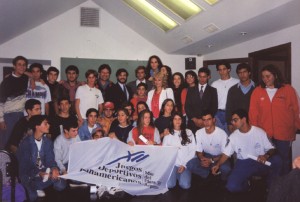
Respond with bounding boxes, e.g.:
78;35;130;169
117;72;127;84
14;59;27;76
99;68;110;82
186;74;195;86
87;112;98;127
164;101;174;115
173;75;182;88
261;70;275;88
117;110;128;125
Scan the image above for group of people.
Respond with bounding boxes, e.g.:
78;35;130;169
1;55;300;201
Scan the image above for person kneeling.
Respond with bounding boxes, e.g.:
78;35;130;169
17;115;66;201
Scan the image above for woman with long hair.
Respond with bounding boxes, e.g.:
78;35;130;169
171;72;186;113
163;112;196;189
127;110;160;145
181;71;198;119
109;108;134;143
147;72;174;119
160;65;172;87
145;55;163;81
154;99;175;140
249;64;300;175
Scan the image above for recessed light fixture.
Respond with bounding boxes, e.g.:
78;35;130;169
240;32;247;36
157;0;203;20
123;0;178;32
204;0;220;6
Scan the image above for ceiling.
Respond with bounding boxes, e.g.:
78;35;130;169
1;0;299;55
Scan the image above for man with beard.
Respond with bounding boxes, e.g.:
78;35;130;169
105;68;133;110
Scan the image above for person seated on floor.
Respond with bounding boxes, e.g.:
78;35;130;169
54;120;80;175
17;115;66;201
92;128;105;140
211;109;282;193
127;109;160;145
162;112;196;189
187;110;231;182
78;108;101;141
49;97;78;141
97;101;116;136
6;99;41;154
108;108;134;143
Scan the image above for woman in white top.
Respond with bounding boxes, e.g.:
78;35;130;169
147;72;174;119
163;112;196;189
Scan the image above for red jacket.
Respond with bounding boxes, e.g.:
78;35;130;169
249;85;300;141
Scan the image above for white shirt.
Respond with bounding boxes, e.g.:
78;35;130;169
195;127;227;156
198;83;207;92
75;84;104;119
25;81;51;115
223;126;274;160
163;129;196;167
54;134;81;172
266;87;278;101
136;79;147;86
211;77;239;109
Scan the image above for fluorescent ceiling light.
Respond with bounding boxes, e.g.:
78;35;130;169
204;0;219;6
158;0;202;20
123;0;178;32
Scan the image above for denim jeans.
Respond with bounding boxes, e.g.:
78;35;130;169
0;112;24;149
187;156;231;181
25;176;66;201
215;110;229;135
167;166;192;189
272;139;291;175
226;155;282;192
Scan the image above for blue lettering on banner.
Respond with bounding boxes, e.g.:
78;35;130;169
106;151;150;165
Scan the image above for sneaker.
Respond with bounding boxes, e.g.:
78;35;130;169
108;187;125;198
97;185;108;199
90;185;97;193
37;190;46;197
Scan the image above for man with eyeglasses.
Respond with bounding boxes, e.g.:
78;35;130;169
211;109;282;193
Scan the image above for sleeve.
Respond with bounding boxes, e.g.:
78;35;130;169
223;136;234;157
288;86;300;130
44;139;58;169
17;140;36;181
220;131;229;153
181;88;187;114
45;85;52;103
127;128;135;144
249;87;260;126
97;90;104;105
225;87;234;125
183;130;196;166
195;131;203;153
146;90;153;111
166;88;175;102
211;87;218;116
154;128;161;144
185;87;194;119
54;138;66;172
75;86;82;99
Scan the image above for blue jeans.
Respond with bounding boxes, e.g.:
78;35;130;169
215;110;229;135
0;112;24;149
273;139;291;175
187;156;231;181
25;176;66;201
226;155;282;193
167;166;191;189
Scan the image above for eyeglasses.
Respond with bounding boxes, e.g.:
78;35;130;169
231;118;240;123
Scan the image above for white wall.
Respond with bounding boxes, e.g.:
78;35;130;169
0;1;201;80
203;23;300;94
204;24;300;159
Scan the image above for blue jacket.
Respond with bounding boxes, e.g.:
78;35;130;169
17;135;58;184
78;120;101;141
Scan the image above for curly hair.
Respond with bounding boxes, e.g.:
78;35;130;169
153;71;168;89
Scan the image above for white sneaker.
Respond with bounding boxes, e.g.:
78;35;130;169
97;185;108;198
37;190;46;197
108;187;123;195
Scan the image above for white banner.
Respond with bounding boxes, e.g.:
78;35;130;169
61;137;178;195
